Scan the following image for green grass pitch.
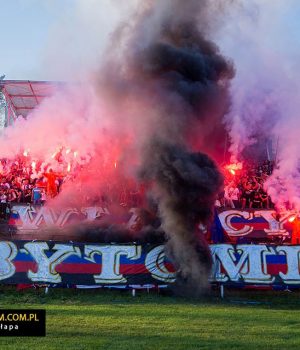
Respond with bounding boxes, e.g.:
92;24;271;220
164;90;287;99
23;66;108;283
0;287;299;349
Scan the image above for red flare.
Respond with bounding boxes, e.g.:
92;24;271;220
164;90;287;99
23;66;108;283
225;162;243;172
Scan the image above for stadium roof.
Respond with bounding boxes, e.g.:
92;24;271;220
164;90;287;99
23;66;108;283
0;80;62;117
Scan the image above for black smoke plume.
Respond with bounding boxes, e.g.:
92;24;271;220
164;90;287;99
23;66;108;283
140;140;223;296
98;0;234;295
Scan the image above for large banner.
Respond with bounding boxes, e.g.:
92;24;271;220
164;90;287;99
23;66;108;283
211;244;300;287
9;205;294;243
0;241;175;286
215;208;293;243
1;240;300;288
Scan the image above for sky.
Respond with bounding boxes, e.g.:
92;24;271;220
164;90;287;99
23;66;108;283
0;0;71;80
0;0;131;81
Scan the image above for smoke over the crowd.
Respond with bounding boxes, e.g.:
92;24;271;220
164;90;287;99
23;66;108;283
98;0;233;294
0;0;235;294
215;0;300;211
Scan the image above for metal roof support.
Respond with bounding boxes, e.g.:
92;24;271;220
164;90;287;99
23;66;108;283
29;82;39;105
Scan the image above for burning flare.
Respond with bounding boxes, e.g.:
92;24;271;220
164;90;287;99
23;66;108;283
225;162;243;176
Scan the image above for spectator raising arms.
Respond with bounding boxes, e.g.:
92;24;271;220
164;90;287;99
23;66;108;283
220;160;274;209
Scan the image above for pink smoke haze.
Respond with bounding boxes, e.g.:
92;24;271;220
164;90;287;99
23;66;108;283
2;0;300;212
213;0;300;210
0;82;144;208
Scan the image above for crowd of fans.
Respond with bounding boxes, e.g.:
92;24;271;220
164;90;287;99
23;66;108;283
0;157;51;218
218;160;274;209
0;155;144;212
0;157;53;207
0;154;275;214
